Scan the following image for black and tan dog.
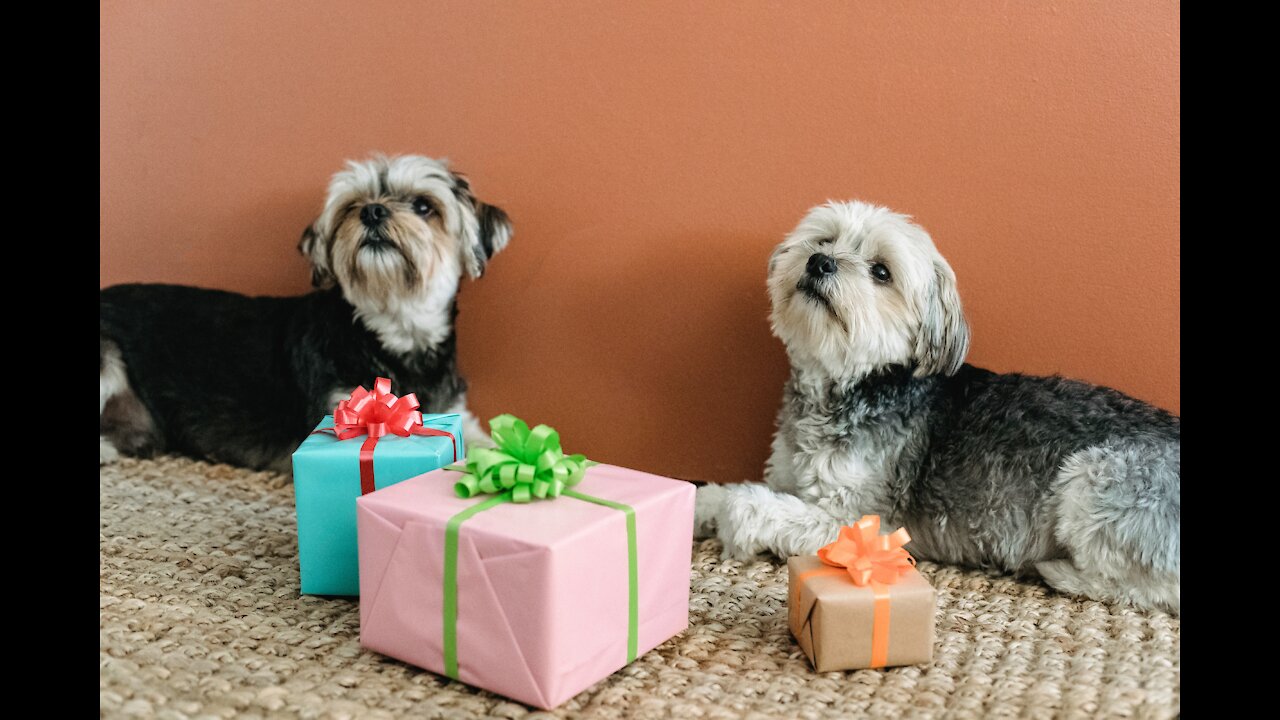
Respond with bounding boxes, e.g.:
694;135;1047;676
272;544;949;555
100;154;511;472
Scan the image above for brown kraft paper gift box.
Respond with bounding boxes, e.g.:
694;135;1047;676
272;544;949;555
788;538;936;671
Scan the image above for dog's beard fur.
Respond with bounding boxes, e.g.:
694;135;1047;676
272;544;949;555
300;154;511;354
767;201;969;383
330;205;442;302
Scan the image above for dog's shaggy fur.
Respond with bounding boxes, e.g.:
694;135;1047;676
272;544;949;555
100;154;511;472
695;201;1179;613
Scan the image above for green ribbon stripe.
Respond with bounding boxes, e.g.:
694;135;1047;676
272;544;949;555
440;414;639;681
563;489;638;663
443;491;513;680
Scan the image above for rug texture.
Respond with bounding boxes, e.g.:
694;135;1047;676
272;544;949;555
100;456;1179;719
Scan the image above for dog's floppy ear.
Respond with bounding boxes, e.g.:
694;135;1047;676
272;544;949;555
454;176;513;279
298;222;335;289
474;201;513;267
913;259;970;377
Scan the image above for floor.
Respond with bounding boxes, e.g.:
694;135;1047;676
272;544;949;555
100;455;1180;719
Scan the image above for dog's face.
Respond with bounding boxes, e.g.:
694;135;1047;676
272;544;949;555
298;154;512;310
768;201;969;381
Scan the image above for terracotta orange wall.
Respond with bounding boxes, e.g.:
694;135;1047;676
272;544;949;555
100;2;1180;483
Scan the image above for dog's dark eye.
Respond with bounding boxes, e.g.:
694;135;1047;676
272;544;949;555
412;197;434;217
870;263;891;282
818;237;834;245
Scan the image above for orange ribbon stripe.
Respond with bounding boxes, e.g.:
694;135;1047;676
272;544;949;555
870;581;891;668
793;566;846;607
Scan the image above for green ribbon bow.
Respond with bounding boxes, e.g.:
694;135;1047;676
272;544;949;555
445;414;596;503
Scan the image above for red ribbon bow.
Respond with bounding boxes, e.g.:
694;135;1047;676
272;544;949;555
817;515;916;586
332;377;427;440
314;377;457;494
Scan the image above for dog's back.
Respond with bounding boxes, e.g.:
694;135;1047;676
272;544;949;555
904;365;1180;570
923;365;1180;487
101;283;317;468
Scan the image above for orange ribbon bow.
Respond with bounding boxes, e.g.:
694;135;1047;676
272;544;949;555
817;515;916;586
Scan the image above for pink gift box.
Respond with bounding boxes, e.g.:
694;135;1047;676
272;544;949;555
356;463;695;709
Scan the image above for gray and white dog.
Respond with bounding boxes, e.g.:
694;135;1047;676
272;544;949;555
694;201;1180;613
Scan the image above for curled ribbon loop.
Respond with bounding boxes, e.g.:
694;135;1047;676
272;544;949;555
817;515;916;587
445;414;595;503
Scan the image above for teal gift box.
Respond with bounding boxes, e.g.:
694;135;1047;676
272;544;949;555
292;411;464;596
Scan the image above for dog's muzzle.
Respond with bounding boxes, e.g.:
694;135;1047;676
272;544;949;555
359;232;394;252
797;277;827;301
360;203;390;228
806;253;837;278
797;253;837;298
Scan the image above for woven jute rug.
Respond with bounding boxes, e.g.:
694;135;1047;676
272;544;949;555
100;456;1180;719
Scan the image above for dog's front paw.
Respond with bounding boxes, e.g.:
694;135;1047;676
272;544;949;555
460;414;496;450
716;523;766;562
100;437;120;465
694;483;728;539
467;432;496;450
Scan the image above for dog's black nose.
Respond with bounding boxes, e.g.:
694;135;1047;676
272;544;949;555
360;203;390;227
806;253;838;278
